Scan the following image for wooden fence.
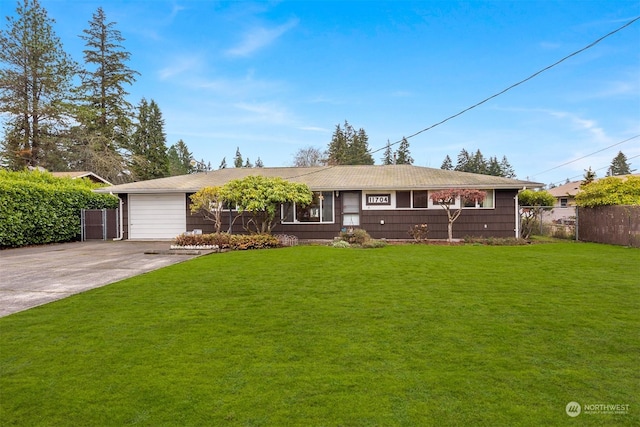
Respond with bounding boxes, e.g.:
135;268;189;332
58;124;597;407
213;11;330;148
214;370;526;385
577;206;640;247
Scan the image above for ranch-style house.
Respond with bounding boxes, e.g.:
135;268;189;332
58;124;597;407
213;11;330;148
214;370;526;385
96;164;543;241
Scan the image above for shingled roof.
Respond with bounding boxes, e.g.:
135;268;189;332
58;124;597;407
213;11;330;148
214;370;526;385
96;165;543;194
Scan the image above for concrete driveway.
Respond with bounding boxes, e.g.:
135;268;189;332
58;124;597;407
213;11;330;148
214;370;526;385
0;241;210;317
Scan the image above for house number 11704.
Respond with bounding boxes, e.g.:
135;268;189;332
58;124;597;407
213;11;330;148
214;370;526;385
367;195;390;205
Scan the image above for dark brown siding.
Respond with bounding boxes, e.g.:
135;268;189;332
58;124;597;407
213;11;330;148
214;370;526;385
363;189;518;239
184;189;518;241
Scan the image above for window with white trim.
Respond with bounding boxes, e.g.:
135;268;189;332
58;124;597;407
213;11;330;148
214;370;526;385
462;190;494;208
282;191;334;223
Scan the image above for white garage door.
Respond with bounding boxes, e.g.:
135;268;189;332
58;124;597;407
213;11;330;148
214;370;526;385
129;194;186;239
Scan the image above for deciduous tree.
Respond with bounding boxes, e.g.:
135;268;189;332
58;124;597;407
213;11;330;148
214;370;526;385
518;189;555;239
293;146;326;167
575;176;640;207
430;189;486;242
190;186;225;233
221;175;313;234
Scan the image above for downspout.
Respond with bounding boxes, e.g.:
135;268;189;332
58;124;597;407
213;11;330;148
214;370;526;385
514;190;520;238
112;193;124;241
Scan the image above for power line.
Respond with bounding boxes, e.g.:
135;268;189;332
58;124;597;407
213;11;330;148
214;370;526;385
533;134;640;177
285;15;640;180
549;153;640;186
371;15;640;156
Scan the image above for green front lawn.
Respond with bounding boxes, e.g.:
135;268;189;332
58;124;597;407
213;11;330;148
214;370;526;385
1;243;638;426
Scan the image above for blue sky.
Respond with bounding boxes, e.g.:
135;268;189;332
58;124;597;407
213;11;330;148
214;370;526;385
2;0;639;185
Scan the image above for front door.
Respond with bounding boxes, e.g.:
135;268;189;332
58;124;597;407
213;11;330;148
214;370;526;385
342;192;360;227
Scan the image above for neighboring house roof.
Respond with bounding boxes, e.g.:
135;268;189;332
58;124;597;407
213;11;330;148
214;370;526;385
548;174;640;199
548;181;581;198
51;171;112;185
96;165;543;194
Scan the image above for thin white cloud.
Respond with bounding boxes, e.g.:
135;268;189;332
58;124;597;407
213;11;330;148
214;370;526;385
547;110;610;143
298;126;330;133
226;18;299;57
157;55;202;80
233;101;293;124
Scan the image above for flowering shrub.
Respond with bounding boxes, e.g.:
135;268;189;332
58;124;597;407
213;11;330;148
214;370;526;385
173;233;280;250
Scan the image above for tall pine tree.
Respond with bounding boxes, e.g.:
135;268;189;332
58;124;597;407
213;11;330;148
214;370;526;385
0;0;77;169
382;140;394;165
440;155;453;170
327;121;373;165
130;98;169;180
395;137;413;165
77;7;138;149
607;151;631;176
233;147;243;168
167;139;192;176
69;6;139;182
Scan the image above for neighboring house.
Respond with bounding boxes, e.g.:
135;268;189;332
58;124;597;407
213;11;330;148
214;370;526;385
96;165;542;240
548;180;581;209
51;171;112;186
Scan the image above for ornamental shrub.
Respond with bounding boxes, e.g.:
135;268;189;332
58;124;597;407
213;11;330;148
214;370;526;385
173;233;280;250
339;228;371;245
0;170;118;248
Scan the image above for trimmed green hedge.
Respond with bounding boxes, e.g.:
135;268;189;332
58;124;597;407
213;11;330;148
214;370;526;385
0;170;118;248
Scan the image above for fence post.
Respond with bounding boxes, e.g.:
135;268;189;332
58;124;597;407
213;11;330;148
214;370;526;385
81;209;85;241
575;206;579;241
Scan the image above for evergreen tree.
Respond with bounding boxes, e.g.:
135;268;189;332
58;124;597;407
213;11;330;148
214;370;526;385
233;147;243;168
76;7;138;152
218;157;227;169
487;156;502;176
607;151;631;176
440;155;453;170
0;0;77;169
582;167;597;186
395;137;413;165
244;158;253;168
167;139;192;176
382;140;394;165
255;157;264;167
130;98;169;180
454;149;471;172
499;155;516;178
327;121;373;165
467;150;487;174
327;122;349;165
349;127;374;165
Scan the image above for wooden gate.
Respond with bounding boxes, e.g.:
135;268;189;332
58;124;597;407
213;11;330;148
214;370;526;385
81;209;120;240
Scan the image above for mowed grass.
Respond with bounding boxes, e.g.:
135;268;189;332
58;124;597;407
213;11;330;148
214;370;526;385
0;243;638;426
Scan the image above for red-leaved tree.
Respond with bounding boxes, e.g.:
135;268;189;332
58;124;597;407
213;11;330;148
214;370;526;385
430;189;486;242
